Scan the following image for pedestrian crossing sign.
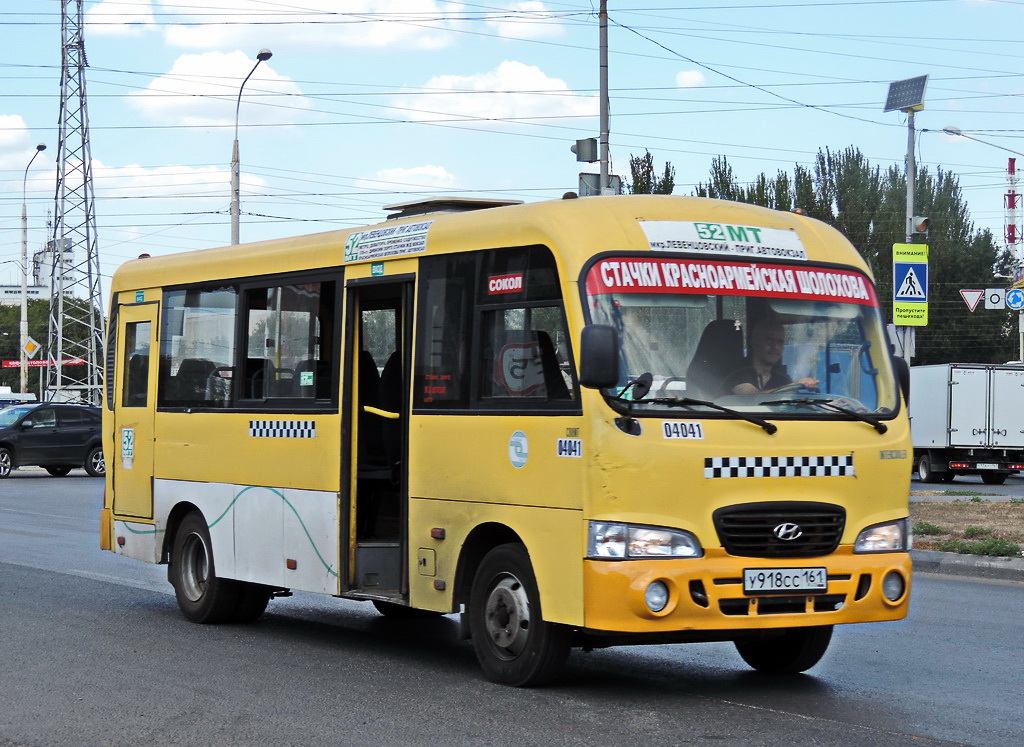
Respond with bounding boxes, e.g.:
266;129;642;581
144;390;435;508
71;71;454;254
892;243;928;326
894;262;928;302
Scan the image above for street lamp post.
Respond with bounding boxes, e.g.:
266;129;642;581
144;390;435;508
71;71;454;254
21;143;45;395
945;126;1024;361
231;48;272;245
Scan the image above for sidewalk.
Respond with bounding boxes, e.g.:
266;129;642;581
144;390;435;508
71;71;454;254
911;549;1024;583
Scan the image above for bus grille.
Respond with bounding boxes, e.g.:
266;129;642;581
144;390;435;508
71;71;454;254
713;502;845;558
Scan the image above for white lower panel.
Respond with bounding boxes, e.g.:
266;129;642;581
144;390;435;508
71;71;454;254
113;520;162;564
153;479;340;595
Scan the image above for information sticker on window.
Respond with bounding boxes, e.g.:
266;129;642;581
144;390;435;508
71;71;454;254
662;421;704;440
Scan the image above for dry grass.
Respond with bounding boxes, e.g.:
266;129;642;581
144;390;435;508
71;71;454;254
910;500;1024;552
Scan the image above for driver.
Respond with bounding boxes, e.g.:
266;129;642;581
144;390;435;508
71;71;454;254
723;318;818;394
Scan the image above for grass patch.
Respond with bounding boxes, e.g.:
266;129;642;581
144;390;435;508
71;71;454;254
913;520;945;536
934;538;1022;557
910;501;1024;558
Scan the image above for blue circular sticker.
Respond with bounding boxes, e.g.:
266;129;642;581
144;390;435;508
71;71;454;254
508;430;529;469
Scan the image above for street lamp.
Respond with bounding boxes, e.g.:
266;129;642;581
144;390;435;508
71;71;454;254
946;126;1024;362
231;48;272;245
21;143;45;396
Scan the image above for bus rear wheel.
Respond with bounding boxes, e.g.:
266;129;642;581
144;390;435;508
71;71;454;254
735;625;833;674
170;511;239;623
468;543;571;687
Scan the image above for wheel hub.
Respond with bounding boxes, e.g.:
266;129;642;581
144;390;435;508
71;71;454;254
484;575;530;658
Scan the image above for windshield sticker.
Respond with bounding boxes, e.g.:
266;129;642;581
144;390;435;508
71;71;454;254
641;221;808;261
663;421;704;440
587;258;877;306
557;438;582;457
343;220;432;262
487;273;524;295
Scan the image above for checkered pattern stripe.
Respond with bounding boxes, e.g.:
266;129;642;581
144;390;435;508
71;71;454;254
248;420;317;439
704;455;854;478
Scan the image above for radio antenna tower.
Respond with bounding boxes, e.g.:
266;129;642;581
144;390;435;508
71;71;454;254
48;0;103;404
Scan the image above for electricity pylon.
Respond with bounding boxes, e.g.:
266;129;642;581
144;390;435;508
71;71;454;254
48;0;103;404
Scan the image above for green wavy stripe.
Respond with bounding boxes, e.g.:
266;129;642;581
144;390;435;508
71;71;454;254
211;485;340;578
120;522;161;535
117;485;339;579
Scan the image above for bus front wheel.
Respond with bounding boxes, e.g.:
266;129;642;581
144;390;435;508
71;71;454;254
734;625;833;674
170;511;239;624
468;543;571;687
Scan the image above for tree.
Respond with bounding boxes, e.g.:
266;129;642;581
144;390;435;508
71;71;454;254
0;299;55;400
693;148;1017;364
628;151;675;195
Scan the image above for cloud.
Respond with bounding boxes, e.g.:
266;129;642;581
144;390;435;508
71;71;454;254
355;165;460;192
395;61;597;123
161;0;456;51
125;51;309;127
486;2;566;40
93;160;242;202
85;0;157;36
676;70;706;89
0;115;49;175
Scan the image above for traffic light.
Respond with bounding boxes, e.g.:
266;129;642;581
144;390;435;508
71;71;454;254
912;216;931;235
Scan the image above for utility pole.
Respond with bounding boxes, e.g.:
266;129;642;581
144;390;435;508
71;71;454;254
598;0;610;194
49;0;103;404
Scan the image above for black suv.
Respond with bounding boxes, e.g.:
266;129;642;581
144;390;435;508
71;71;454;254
0;404;104;478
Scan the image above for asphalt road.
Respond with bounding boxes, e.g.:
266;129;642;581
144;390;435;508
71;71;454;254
2;470;1022;746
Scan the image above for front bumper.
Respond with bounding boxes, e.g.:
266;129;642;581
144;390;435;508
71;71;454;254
583;546;910;634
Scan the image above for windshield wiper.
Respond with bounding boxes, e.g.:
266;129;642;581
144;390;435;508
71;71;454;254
759;397;888;434
643;396;778;435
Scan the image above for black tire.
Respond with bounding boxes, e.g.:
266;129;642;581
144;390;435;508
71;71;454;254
735;626;833;674
169;511;239;623
0;447;12;478
469;543;571;687
84;446;105;477
372;599;444;619
45;466;73;477
981;472;1008;485
232;583;272;623
916;453;941;484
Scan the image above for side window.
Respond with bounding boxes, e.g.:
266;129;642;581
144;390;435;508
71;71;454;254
414;245;575;411
158;287;237;408
122;321;151;408
241;280;337;403
479;306;571;402
415;254;473;408
58;408;84;426
28;408;57;427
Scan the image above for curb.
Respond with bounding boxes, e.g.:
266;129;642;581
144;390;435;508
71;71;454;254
911;549;1024;583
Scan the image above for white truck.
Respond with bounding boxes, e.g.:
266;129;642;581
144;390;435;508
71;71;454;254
910;363;1024;484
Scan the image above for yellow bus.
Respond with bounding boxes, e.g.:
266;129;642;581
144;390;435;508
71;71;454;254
101;195;912;686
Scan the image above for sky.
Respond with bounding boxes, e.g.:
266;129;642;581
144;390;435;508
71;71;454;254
2;0;1024;301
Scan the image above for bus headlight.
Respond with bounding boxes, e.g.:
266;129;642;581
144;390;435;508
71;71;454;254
587;522;703;559
854;518;910;553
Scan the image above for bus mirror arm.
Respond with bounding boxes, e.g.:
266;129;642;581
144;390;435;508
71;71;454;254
578;324;620;390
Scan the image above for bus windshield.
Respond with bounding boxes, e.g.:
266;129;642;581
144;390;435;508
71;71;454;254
584;256;899;415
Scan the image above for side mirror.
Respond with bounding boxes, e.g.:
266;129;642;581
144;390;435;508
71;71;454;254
892;355;910;406
579;324;619;389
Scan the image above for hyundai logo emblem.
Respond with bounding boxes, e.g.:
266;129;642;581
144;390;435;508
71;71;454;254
773;522;803;541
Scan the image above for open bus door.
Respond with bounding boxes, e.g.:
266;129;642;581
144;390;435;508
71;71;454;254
111;300;159;519
343;275;414;601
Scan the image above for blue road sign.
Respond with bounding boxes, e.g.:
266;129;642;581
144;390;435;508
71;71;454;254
1007;288;1024;311
894;262;928;302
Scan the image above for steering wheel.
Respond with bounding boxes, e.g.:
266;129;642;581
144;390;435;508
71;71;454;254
770;381;818;394
657;376;687;398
